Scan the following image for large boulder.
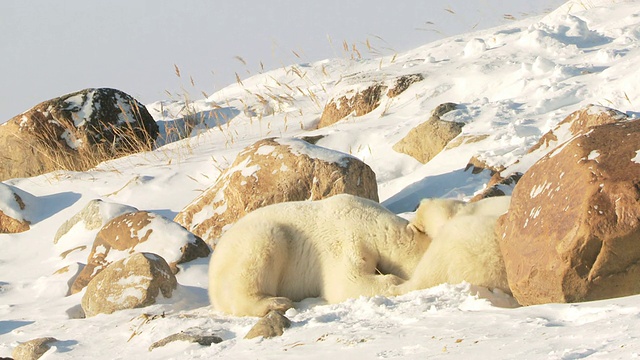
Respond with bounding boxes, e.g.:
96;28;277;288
175;137;379;245
498;119;640;305
81;252;177;317
69;211;209;294
393;102;464;164
0;88;159;181
0;183;36;233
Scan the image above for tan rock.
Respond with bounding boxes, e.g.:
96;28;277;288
53;199;138;244
0;88;158;181
387;74;424;98
393;103;463;164
81;252;177;317
12;337;57;360
498;119;640;305
70;211;209;294
318;84;387;128
317;74;423;128
0;183;34;233
528;104;627;154
175;137;379;246
470;173;522;202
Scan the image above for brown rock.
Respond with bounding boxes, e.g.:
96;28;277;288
393;103;463;164
0;88;158;181
318;83;387;128
387;74;424;98
53;199;138;244
175;137;379;246
70;211;209;294
81;252;177;317
498;119;640;305
0;183;34;233
12;337;57;360
470;172;522;202
528;104;628;154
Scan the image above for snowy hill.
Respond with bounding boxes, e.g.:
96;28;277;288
3;1;640;358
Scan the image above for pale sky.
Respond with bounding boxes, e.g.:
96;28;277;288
0;0;565;122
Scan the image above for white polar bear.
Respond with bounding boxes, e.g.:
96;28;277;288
208;194;431;317
394;196;511;295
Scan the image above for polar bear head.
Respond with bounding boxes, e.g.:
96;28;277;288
411;198;466;239
411;196;511;239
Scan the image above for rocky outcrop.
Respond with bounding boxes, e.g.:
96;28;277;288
175;137;379;245
0;183;34;233
393;102;464;163
387;74;424;98
498;119;640;305
0;88;159;181
70;211;209;294
318;74;424;128
81;252;177;317
11;337;58;360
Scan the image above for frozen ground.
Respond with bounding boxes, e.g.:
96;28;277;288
3;0;640;358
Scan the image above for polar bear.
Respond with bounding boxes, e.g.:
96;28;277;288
393;196;511;295
208;194;431;317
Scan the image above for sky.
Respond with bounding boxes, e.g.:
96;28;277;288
0;0;565;123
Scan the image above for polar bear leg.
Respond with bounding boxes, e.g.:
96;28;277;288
322;241;404;303
210;224;296;317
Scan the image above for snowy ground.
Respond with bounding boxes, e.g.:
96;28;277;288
3;0;640;358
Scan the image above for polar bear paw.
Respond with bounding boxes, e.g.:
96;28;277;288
257;296;294;316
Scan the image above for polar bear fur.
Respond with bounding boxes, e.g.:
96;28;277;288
394;196;511;295
208;194;431;317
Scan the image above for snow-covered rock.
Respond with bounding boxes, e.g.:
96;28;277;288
81;252;177;317
175;137;379;245
0;88;158;181
70;211;209;294
0;183;36;233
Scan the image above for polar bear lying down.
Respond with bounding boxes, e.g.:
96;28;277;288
208;194;510;317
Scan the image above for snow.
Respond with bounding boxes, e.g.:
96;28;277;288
3;0;640;358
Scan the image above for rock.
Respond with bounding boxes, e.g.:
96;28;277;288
54;199;138;244
0;183;35;233
0;88;159;181
393;103;464;164
70;211;209;294
470;172;522;202
149;332;222;351
464;155;505;175
12;337;57;360
318;83;386;128
387;74;424;98
528;104;628;154
175;137;379;245
498;119;640;305
244;311;292;339
81;252;177;317
317;74;423;128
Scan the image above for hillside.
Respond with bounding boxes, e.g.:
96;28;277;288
2;1;640;358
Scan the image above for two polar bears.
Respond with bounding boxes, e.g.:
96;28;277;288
208;194;510;316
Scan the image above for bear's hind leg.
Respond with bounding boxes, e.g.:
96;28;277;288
254;296;294;316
